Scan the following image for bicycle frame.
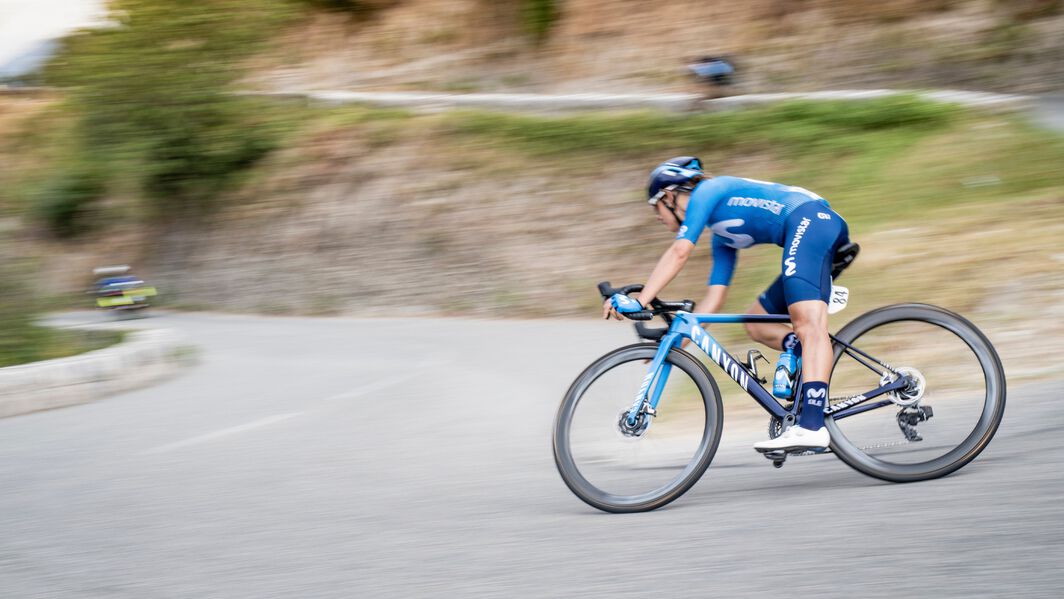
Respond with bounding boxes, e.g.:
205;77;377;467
625;312;910;425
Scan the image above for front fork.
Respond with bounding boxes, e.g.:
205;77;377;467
624;334;682;427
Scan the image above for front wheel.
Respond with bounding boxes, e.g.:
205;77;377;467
553;344;723;513
826;304;1006;482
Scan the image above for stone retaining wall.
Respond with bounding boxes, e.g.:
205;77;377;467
0;329;194;418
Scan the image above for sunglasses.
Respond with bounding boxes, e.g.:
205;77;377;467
648;185;693;206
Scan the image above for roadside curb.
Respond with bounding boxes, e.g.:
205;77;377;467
699;89;1033;112
251;89;1033;114
0;328;195;418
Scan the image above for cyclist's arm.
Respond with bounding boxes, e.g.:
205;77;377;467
636;185;722;306
697;284;728;314
635;239;694;307
709;238;737;287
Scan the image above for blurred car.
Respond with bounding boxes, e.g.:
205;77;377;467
92;265;157;312
687;55;736;98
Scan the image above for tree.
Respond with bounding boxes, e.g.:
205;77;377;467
46;0;292;221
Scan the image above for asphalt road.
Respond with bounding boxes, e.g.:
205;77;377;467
1035;93;1064;132
1;312;1060;598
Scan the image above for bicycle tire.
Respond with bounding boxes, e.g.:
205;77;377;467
553;343;723;513
826;304;1006;482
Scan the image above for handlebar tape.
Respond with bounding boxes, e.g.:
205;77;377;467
597;281;645;299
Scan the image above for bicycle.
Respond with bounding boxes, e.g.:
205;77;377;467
552;281;1006;513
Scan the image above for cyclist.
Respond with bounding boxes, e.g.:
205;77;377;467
603;157;851;452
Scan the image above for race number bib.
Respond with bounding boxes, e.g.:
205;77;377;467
828;285;849;315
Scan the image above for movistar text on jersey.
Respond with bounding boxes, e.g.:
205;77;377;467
726;197;786;215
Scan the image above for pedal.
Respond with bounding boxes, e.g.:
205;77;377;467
761;449;788;468
758;445;831;463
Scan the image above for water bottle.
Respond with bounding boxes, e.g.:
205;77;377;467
773;349;797;399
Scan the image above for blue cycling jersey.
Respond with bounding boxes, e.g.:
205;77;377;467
676;176;834;286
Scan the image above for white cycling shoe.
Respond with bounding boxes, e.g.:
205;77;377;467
753;425;830;452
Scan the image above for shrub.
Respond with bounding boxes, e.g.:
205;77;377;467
33;166;106;238
0;256;46;365
45;0;293;220
522;0;560;44
300;0;399;17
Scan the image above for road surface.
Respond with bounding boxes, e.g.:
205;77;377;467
0;312;1059;598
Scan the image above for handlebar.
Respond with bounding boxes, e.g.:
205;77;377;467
598;281;695;340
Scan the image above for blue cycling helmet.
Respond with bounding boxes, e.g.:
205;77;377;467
646;156;705;205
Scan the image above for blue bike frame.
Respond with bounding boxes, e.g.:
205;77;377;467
625;312;909;426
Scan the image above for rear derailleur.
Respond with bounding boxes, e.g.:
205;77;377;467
897;405;934;442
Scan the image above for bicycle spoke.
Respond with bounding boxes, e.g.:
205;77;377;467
828;314;998;470
567;359;707;497
554;344;722;512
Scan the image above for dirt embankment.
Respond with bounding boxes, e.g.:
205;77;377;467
251;0;1064;95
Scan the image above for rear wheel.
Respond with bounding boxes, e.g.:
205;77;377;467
553;344;723;513
826;304;1006;482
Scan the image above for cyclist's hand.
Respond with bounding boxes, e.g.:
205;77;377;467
604;293;643;320
602;297;626;320
602;297;620;320
602;295;639;320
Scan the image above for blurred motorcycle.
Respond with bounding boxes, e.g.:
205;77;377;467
92;265;157;313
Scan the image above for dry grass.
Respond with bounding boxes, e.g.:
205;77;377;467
250;0;1064;94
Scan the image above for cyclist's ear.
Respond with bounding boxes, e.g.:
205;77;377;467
673;191;692;217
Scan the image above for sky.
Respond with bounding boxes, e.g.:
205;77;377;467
0;0;105;67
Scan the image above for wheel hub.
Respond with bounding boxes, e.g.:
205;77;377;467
617;408;651;438
881;367;926;407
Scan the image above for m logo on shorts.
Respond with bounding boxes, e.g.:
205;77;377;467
784;257;797;276
788;217;812;257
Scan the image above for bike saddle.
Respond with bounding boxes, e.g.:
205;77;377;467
831;241;860;280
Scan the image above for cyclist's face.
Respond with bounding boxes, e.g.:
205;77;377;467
654;191;688;233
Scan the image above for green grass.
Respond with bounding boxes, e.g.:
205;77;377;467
0;327;125;368
443;95;955;157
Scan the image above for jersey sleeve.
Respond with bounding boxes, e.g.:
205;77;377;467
708;238;738;286
676;178;725;245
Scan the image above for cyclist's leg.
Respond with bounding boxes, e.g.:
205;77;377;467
745;277;791;350
784;205;844;431
755;204;844;449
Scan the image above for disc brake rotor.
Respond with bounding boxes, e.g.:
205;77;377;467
880;367;926;407
617;408;651;438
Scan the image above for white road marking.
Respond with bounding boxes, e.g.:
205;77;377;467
324;375;407;401
143;412;303;454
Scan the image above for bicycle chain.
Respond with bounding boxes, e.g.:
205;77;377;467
857;439;912;450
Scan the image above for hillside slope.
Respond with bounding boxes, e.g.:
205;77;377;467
3;94;1061;384
251;0;1064;95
